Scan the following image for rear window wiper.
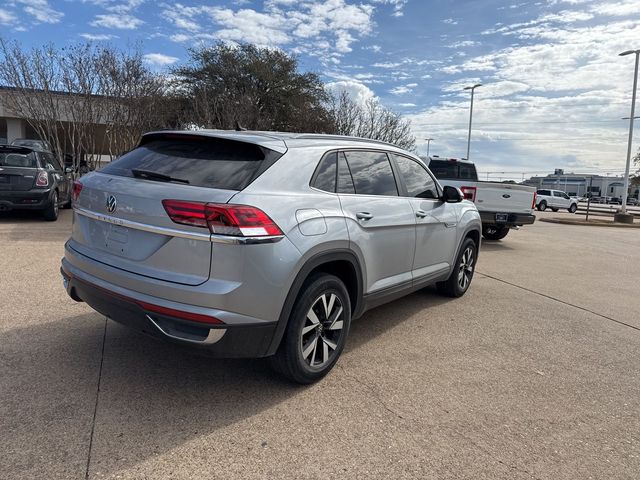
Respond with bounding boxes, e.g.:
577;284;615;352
131;169;190;184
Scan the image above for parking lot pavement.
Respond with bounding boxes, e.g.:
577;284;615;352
1;210;639;479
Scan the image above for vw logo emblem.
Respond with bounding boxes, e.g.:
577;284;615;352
106;195;117;213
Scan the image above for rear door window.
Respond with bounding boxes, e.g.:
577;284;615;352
391;154;439;199
343;150;398;196
100;136;282;191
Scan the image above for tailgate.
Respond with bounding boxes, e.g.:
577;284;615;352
70;173;235;286
0;167;38;191
475;182;535;214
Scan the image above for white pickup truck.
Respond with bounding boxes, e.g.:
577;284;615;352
424;156;536;240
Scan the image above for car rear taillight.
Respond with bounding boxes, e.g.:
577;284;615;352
531;192;537;209
460;186;477;202
35;171;49;187
72;180;83;202
162;200;283;237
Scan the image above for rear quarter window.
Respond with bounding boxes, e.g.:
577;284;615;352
100;136;282;191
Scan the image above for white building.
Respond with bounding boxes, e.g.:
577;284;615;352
524;170;639;199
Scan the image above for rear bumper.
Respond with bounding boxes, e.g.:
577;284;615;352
479;211;536;227
0;188;52;211
61;260;277;358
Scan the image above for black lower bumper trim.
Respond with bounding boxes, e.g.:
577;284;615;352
480;211;536;226
62;268;277;358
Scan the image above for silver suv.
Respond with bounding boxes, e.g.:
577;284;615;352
61;131;481;383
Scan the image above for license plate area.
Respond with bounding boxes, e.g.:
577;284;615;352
495;213;509;223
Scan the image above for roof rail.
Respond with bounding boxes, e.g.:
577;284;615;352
291;133;399;148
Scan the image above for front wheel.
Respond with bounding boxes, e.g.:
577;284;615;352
482;225;509;241
270;273;351;384
568;204;577;213
436;238;477;298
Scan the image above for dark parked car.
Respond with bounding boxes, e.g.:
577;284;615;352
0;145;73;221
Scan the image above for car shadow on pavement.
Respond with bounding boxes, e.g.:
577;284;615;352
478;241;515;252
1;289;455;479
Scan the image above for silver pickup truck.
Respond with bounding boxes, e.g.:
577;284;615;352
424;156;536;240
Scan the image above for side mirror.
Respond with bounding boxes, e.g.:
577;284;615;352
442;185;464;203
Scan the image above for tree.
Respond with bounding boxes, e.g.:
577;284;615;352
327;90;416;151
0;39;174;170
173;42;333;132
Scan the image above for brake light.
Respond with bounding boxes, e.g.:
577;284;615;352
531;192;537;209
35;171;48;187
162;200;283;237
72;180;83;202
460;186;477;202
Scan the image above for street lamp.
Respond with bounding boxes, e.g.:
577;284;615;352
464;83;482;161
618;49;640;218
425;138;434;157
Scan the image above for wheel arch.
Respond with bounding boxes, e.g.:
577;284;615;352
265;249;364;356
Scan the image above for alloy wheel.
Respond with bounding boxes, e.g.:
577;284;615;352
300;293;344;368
457;246;475;291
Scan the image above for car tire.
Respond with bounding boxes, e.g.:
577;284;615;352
538;201;547;211
270;273;351;384
436;238;477;298
568;204;577;213
43;191;59;221
482;225;509;241
551;208;559;212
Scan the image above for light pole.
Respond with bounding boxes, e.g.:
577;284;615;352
618;49;639;218
464;83;482;161
425;138;434;157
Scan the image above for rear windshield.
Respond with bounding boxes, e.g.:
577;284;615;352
0;151;38;168
429;160;478;180
100;136;282;191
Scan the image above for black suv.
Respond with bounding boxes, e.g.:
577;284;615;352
0;145;72;221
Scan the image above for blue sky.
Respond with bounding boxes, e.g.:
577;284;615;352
2;0;640;177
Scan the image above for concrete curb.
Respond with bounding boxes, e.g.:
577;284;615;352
539;218;640;228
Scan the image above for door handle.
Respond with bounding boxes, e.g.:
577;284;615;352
415;210;428;218
356;212;374;220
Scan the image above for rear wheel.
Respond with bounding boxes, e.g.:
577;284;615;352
482;225;509;241
43;191;59;221
538;201;547;211
568;204;577;213
436;238;477;298
270;273;351;384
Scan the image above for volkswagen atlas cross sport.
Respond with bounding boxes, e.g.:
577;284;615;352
61;131;481;384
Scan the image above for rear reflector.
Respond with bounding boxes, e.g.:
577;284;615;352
460;186;477;202
72;180;83;202
136;300;224;325
532;192;537;209
162;200;283;237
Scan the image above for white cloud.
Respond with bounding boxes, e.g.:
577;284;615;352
90;13;143;29
16;0;63;24
79;32;116;40
162;0;375;55
0;9;17;25
326;80;376;105
143;53;179;66
442;17;458;25
409;7;640;172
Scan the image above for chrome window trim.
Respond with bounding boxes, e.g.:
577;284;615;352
73;207;284;245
